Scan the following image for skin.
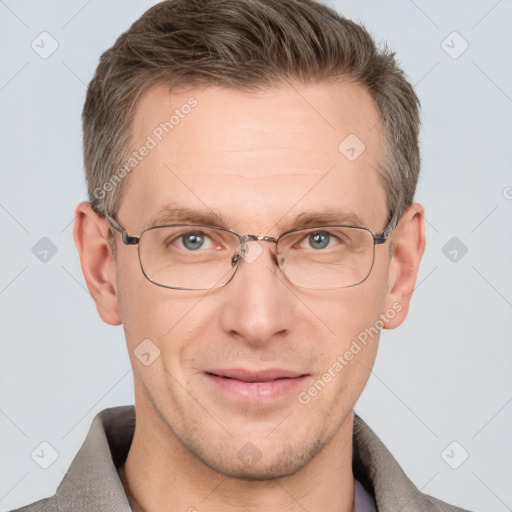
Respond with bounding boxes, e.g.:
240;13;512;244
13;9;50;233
74;81;425;512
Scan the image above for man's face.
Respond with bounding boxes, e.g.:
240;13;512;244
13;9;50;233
113;81;395;479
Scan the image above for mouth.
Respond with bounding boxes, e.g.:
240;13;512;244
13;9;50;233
204;368;309;402
206;368;306;382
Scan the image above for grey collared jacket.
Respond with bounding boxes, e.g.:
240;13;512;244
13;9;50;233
10;406;472;512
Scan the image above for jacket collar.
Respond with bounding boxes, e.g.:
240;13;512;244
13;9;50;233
55;405;457;512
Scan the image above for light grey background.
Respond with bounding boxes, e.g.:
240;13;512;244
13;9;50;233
0;1;511;511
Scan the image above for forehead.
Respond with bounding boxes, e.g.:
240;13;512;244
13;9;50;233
119;81;387;232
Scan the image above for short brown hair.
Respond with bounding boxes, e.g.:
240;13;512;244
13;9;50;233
83;0;420;226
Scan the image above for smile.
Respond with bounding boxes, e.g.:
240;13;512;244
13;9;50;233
204;369;309;402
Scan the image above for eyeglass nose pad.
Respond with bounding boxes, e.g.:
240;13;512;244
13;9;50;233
231;253;241;267
231;241;245;267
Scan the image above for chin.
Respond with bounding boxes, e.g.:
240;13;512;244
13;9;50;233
186;433;325;481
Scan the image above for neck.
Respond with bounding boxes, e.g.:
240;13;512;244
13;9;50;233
121;393;355;512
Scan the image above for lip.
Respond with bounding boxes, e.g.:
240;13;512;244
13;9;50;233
204;368;309;403
207;368;305;382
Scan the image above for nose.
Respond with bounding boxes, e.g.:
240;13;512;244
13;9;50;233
218;240;292;346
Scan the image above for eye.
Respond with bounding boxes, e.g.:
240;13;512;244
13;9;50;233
304;231;332;250
176;231;214;251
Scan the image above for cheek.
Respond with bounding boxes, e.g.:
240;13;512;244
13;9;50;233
115;253;218;368
302;277;388;344
114;249;183;348
303;264;390;379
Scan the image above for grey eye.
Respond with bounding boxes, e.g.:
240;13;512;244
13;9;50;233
181;232;206;250
308;232;330;249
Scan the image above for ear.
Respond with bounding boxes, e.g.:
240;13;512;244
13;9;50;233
73;201;122;326
382;203;425;329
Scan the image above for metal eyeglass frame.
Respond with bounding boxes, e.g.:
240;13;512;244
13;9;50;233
105;214;396;290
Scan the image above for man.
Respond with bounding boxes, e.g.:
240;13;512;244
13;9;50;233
12;0;472;511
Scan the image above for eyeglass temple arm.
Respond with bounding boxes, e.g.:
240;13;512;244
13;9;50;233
373;220;396;245
105;215;140;246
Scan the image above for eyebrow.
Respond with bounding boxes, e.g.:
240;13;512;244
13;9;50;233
143;206;225;230
290;210;369;229
143;206;370;232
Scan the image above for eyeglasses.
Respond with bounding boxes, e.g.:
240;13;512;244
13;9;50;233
106;215;395;290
